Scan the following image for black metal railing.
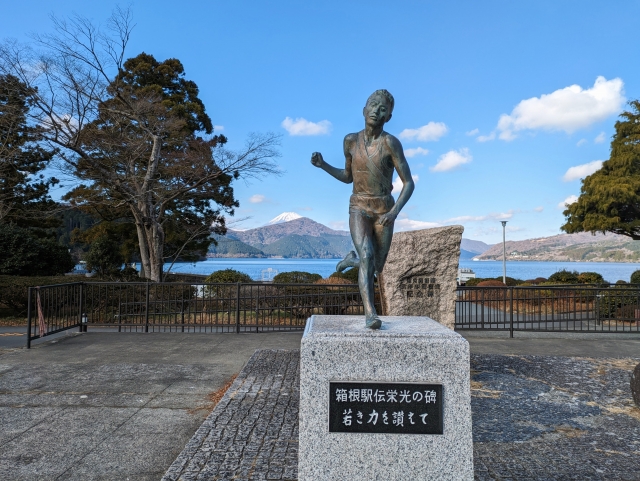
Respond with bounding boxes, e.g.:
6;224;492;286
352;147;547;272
27;282;640;346
455;285;640;336
27;281;377;346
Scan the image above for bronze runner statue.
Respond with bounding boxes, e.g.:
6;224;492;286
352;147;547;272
311;90;414;329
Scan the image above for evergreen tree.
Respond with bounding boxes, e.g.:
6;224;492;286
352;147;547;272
0;74;57;225
0;224;74;276
562;100;640;239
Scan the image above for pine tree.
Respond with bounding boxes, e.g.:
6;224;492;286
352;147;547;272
0;74;57;225
562;100;640;239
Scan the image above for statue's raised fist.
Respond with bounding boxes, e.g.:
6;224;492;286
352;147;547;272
311;152;324;167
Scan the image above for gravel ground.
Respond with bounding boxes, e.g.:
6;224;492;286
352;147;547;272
164;350;640;481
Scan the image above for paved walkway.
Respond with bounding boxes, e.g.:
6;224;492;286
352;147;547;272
164;350;640;481
1;329;639;480
0;332;302;481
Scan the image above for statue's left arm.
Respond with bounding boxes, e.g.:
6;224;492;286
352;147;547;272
378;135;415;226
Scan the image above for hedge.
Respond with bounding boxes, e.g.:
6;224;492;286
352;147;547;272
273;271;322;284
0;275;87;315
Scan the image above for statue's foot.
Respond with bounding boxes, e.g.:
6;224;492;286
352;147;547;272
365;315;382;330
336;250;357;273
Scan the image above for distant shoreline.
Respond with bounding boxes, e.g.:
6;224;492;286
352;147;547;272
474;258;640;263
206;254;343;259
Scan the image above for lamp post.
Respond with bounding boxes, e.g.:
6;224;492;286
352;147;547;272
501;221;507;284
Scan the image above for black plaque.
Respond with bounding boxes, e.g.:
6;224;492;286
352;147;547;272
329;382;443;434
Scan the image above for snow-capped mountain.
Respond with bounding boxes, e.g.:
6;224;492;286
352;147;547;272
265;212;303;225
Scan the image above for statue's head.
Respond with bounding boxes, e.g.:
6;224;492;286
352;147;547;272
363;90;394;126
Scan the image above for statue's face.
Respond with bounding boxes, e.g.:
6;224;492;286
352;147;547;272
363;94;392;128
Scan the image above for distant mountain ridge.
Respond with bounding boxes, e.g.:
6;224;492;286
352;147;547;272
210;216;352;258
461;239;492;254
227;217;350;246
476;232;640;262
266;212;303;225
209;214;494;259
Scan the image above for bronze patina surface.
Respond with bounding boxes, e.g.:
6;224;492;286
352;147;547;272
311;90;414;329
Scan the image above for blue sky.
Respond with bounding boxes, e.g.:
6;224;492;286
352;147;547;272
3;1;639;243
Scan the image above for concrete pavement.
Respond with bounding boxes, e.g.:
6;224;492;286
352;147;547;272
0;328;638;480
0;332;302;481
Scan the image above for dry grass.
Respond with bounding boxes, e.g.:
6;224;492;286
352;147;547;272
188;374;238;415
470;372;503;399
585;358;639;372
0;316;28;326
602;405;640;422
554;426;587;438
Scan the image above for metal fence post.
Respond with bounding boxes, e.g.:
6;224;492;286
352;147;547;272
78;283;84;332
480;288;484;329
27;287;32;349
145;282;150;333
235;282;241;334
509;287;514;338
256;285;260;334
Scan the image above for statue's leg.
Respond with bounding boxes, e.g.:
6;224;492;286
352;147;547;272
336;251;358;272
372;219;395;274
349;210;380;329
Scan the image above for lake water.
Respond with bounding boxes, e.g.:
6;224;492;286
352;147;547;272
166;258;640;283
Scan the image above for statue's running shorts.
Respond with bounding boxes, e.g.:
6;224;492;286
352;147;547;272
349;194;395;222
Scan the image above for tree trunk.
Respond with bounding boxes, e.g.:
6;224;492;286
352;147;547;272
145;221;164;282
132;210;153;280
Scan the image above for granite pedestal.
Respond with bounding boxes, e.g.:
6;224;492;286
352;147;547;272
298;315;473;481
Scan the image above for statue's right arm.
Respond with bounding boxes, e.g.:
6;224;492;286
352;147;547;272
309;135;354;184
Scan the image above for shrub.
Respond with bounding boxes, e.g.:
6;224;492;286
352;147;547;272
616;280;629;285
524;277;547;285
330;267;359;284
464;277;485;287
597;285;639;320
477;280;506;287
630;270;640;284
85;236;123;276
548;269;580;284
0;224;75;276
315;277;352;285
615;304;640;320
494;276;523;286
273;271;322;284
0;275;86;315
577;272;605;284
205;269;252;283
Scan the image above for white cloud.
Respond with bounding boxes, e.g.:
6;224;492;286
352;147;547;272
534;206;544;212
558;195;579;209
430;148;472;172
404;147;429;158
445;210;515;223
477;132;496;142
392;174;419;194
576;138;588;147
329;221;347;230
466;128;479;136
496;76;625;140
594;131;606;143
562;160;603;182
399;122;448;142
249;194;266;203
281;117;332;136
394;218;441;232
213;125;224;131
